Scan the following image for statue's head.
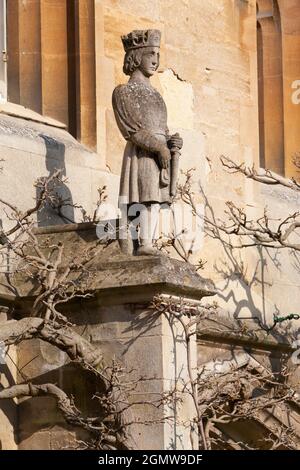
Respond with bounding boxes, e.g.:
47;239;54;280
122;29;161;77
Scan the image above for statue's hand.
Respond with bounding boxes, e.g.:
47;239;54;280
168;133;183;150
158;147;171;169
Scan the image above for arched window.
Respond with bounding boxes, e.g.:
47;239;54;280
256;0;284;175
4;0;96;149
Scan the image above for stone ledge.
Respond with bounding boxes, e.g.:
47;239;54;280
89;254;216;302
0;102;66;129
37;222;216;302
1;222;216;305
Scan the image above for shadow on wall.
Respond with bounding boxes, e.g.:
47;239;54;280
198;181;298;344
16;361;106;448
37;135;75;226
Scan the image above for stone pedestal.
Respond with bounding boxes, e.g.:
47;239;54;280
85;294;204;450
1;223;215;450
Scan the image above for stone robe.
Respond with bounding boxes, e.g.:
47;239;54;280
112;81;171;204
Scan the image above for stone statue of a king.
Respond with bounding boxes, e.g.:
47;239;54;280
112;29;183;255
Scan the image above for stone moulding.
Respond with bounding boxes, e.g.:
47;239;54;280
0;222;216;308
0;222;216;450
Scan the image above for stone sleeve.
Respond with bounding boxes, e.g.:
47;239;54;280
112;86;140;140
112;86;168;154
130;129;167;154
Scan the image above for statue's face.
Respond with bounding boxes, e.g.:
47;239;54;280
139;46;160;77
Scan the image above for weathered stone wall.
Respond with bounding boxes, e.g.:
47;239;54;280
1;1;299;326
0;104;119;228
98;0;300;326
1;225;213;450
1;0;300;449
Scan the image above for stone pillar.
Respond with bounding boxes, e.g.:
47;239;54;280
71;249;215;450
6;0;98;144
74;0;97;149
87;294;200;450
7;0;42;113
40;0;69;125
257;0;284;174
93;1;127;171
13;224;215;450
94;0;110;163
6;0;69;125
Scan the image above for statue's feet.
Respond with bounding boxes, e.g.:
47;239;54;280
137;244;159;256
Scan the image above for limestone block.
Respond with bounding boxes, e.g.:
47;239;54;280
4;223;215;450
18;431;51;451
18;396;64;435
17;339;66;380
87;305;167;345
49;428;89;450
87;302;199;450
125;399;164;449
0;112;119;227
177;129;207;175
0;102;65;129
164;46;206;86
96;56;115;110
91;167;120;210
103;6;164;85
104;0;161;21
40;0;68;126
11;226;216;301
95;0;105;56
158;69;194;130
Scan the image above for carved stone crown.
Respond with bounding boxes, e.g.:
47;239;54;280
121;29;161;52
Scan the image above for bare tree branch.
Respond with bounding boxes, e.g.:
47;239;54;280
0;317;104;371
220;155;300;192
